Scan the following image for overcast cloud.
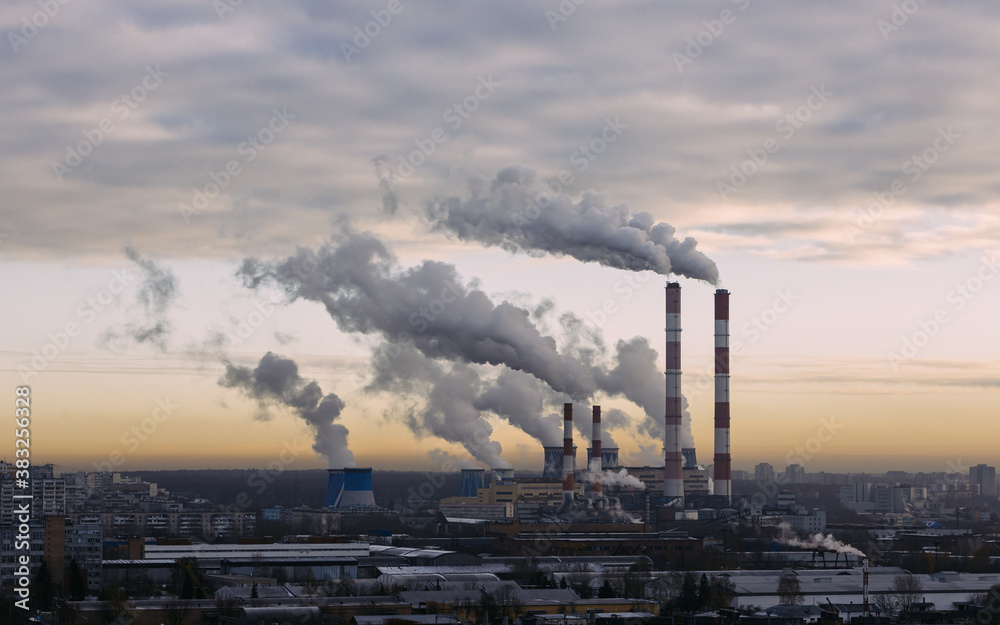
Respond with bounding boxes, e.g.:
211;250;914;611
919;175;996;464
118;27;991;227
2;0;998;263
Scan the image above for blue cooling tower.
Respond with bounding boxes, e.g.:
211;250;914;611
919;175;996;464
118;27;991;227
338;468;376;507
460;468;485;498
324;469;345;507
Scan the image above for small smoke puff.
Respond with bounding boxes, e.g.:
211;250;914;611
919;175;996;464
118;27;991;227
219;352;354;468
425;166;719;283
779;523;866;557
99;247;179;352
373;155;400;216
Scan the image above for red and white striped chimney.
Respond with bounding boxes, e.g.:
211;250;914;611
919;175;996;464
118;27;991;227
563;402;575;503
664;283;684;504
713;289;732;501
591;405;602;497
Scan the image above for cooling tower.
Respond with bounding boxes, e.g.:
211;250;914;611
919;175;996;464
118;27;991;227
543;445;576;478
587;447;620;469
324;469;345;508
682;448;697;469
493;467;515;484
338;467;376;507
460;468;486;497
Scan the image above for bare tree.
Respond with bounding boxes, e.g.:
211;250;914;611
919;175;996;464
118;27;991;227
777;575;804;606
489;584;523;623
891;573;924;612
706;574;736;611
163;599;192;625
873;592;898;616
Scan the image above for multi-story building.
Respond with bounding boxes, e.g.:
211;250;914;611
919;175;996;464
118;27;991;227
970;464;997;497
840;482;871;505
782;509;827;533
65;523;102;590
755;463;775;483
64;510;256;538
36;478;67;517
873;485;907;513
785;464;805;484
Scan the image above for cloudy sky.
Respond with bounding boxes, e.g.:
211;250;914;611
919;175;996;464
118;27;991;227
2;0;998;475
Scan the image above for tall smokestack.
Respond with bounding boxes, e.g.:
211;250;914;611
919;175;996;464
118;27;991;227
713;289;731;501
664;283;684;505
563;402;575;504
591;405;602;497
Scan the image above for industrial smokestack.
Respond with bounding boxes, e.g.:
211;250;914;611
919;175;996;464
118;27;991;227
591;405;602;497
563;403;575;504
713;289;731;501
664;283;684;505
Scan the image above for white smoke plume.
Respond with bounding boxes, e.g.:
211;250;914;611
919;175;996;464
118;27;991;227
366;342;510;468
238;227;695;463
425;166;719;283
219;351;354;468
238;227;597;399
779;524;866;557
596;337;695;448
474;369;564;446
586;459;646;489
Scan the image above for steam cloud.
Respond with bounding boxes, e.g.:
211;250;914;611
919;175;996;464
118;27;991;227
220;352;354;468
239;227;694;465
100;246;178;351
596;337;695;448
779;524;866;557
238;227;597;399
425;166;719;284
586;459;646;489
366;343;509;468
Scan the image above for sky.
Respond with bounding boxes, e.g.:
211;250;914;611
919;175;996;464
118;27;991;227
1;0;999;476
